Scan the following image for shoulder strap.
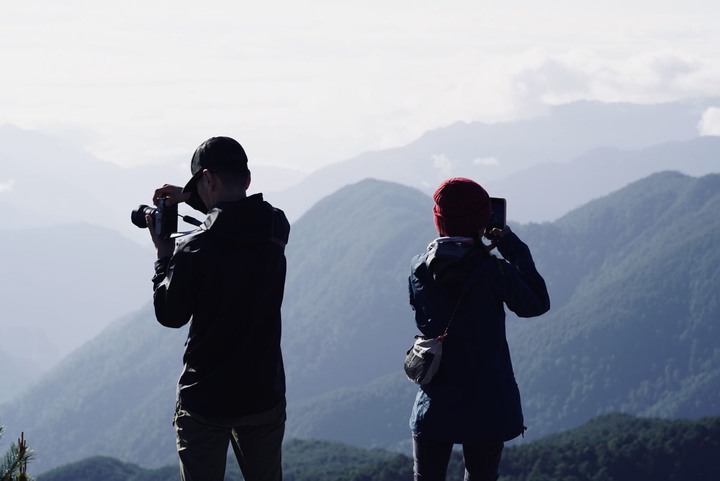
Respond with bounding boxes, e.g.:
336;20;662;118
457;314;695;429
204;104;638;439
437;294;464;341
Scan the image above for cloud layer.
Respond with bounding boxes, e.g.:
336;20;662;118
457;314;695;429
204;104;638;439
2;1;720;171
699;107;720;136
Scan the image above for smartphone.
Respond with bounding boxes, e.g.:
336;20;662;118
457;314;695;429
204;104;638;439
488;197;506;232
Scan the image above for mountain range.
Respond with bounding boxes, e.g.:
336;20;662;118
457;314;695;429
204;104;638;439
0;125;305;394
4;98;719;383
266;98;720;222
0;223;151;402
281;171;720;449
0;123;306;241
2;170;718;474
509;171;720;432
32;413;720;481
4;98;720;236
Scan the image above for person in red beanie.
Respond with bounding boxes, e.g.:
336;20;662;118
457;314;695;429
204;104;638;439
407;177;550;481
432;177;492;238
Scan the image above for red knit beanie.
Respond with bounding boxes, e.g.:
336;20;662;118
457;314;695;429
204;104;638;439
433;177;491;237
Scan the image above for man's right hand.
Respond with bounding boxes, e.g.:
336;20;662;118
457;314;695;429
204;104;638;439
147;184;189;259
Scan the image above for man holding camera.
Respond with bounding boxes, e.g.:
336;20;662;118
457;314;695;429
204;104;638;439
146;136;290;481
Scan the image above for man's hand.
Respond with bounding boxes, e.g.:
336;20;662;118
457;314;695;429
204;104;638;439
147;184;188;259
153;184;191;207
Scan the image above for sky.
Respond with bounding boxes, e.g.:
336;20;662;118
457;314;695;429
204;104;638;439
2;0;720;172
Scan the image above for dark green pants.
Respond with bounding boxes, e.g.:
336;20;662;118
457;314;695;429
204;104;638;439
174;401;286;481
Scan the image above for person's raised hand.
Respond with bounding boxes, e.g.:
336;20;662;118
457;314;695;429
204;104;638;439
483;224;512;251
153;184;191;206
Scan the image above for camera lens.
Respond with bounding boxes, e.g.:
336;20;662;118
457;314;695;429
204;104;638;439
130;204;156;229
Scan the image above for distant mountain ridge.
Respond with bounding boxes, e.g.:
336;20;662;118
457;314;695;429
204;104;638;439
267;99;720;222
3;172;719;474
0;222;152;395
2;99;719;377
487;135;720;223
0;124;307;244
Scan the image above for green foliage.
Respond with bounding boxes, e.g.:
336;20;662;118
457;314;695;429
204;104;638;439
37;440;414;481
499;413;720;481
281;439;412;481
35;456;176;481
0;425;34;481
35;414;720;481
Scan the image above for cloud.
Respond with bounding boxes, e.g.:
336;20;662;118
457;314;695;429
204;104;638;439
698;107;720;136
473;157;500;166
513;56;593;107
4;2;720;172
432;153;454;176
509;49;718;109
0;180;17;193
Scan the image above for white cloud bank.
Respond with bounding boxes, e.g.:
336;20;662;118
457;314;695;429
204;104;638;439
698;107;720;136
2;1;720;171
473;157;500;167
432;154;454;177
0;180;17;193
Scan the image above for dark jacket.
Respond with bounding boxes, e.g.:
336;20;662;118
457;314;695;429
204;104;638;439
152;193;290;418
408;232;550;443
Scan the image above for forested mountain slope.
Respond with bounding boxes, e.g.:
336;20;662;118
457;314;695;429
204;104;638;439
3;173;719;474
35;413;720;481
510;171;720;436
288;172;720;447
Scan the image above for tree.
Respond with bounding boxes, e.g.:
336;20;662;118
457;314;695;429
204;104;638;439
0;423;34;481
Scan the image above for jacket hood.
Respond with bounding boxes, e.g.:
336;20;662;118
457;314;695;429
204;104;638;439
418;237;486;285
202;193;290;246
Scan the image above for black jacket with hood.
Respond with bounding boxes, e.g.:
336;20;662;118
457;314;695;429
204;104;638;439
152;193;290;418
408;232;549;443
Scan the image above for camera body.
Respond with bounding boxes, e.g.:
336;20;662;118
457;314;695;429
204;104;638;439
487;197;506;232
131;197;178;239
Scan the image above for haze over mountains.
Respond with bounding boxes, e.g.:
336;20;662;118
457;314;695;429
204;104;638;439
1;98;719;474
2;98;719;387
0;124;307;240
0;223;149;402
2;98;718;235
267;99;720;222
2;170;719;474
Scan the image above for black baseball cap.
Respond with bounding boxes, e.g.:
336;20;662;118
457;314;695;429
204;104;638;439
182;136;249;212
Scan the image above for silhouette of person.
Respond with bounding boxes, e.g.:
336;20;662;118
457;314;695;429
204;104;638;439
408;177;550;481
146;136;289;481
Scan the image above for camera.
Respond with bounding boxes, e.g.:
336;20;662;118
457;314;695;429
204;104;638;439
131;197;178;239
487;197;507;232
